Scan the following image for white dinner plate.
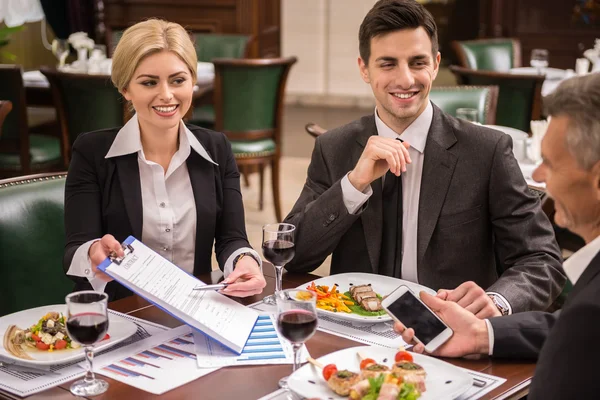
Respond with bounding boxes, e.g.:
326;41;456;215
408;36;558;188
0;304;137;366
296;272;436;323
509;67;566;80
288;345;473;400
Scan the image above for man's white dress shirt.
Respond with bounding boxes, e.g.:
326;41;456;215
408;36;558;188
67;114;261;292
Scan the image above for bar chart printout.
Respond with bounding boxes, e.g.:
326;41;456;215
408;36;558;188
93;325;217;395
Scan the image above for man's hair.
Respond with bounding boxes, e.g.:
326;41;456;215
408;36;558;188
359;0;438;65
544;73;600;170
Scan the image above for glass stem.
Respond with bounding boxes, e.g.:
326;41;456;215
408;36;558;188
292;343;302;372
84;346;95;383
275;265;284;294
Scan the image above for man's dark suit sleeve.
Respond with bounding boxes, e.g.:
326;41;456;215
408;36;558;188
63;135;104;278
214;135;255;269
528;303;600;399
489;310;559;359
283;137;361;273
485;133;565;312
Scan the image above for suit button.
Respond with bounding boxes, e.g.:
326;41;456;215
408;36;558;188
159;202;166;208
329;214;335;221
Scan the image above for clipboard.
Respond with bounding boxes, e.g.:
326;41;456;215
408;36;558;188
98;236;258;354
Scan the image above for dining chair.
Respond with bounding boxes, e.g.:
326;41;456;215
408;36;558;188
189;34;253;130
40;67;129;167
305;122;327;138
451;38;521;72
429;85;499;124
0;172;74;316
449;65;544;133
213;57;297;222
0;65;63;179
0;101;12;137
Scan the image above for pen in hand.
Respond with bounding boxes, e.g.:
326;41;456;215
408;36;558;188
192;283;229;291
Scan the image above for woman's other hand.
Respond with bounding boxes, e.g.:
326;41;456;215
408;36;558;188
221;255;266;297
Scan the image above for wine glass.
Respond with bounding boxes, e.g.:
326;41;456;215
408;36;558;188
65;291;110;396
530;49;549;74
51;39;70;69
275;289;317;389
456;108;479;124
262;223;296;305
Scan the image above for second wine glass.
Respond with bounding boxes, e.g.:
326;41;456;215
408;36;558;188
262;223;296;305
65;291;110;396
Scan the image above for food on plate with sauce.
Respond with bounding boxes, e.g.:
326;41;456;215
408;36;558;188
2;312;110;360
305;282;387;316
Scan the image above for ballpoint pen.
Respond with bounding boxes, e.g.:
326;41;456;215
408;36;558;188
192;283;229;291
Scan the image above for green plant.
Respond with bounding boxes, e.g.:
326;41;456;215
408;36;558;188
0;25;25;62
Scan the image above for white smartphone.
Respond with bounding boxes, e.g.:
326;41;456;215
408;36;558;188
382;285;453;353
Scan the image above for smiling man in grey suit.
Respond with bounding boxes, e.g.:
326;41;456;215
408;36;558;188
396;72;600;399
283;0;565;317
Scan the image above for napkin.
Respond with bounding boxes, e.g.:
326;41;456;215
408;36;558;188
529;120;548;163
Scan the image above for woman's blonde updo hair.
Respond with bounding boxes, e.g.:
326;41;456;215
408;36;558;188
111;19;197;93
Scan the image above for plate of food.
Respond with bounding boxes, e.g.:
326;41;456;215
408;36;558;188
297;273;436;323
288;345;472;400
0;304;137;366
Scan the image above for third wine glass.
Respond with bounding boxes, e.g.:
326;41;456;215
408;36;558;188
262;223;296;305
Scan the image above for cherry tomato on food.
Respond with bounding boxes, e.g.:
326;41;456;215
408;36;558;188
395;351;413;363
322;364;338;381
31;334;41;342
360;358;376;370
36;341;49;350
54;340;67;350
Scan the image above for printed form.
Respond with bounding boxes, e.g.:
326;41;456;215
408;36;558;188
98;236;258;353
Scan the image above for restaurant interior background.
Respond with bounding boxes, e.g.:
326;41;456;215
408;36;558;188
1;0;599;276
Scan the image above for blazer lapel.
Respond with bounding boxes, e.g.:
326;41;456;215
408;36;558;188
417;106;458;269
187;150;216;275
114;154;143;239
357;116;383;273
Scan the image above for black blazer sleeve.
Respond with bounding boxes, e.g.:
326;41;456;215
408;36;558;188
213;133;253;268
63;134;104;278
489;310;560;359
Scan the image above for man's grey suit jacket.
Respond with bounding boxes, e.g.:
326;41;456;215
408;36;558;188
283;104;565;312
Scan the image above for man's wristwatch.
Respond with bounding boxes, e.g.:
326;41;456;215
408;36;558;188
233;252;261;268
488;294;510;316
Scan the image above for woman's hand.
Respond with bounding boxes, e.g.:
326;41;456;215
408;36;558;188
221;255;266;297
88;234;122;282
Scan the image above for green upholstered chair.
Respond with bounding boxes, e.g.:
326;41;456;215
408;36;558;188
213;57;297;222
0;172;73;316
430;85;499;125
449;65;544;133
40;67;128;166
451;38;521;72
0;65;63;178
190;34;253;130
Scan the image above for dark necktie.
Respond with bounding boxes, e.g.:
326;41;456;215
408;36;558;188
378;138;403;278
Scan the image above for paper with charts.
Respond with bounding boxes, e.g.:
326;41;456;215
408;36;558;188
98;236;258;354
91;325;217;395
194;314;308;368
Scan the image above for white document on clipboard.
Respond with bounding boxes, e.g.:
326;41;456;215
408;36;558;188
98;236;258;354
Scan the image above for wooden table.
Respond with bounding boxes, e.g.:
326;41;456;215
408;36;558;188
0;271;535;399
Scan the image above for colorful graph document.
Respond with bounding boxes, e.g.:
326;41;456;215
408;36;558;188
92;325;217;395
194;314;309;368
98;236;259;354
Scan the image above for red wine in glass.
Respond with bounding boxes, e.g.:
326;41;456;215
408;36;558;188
277;310;317;343
66;313;109;345
262;240;295;266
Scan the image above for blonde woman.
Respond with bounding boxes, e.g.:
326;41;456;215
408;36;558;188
64;19;266;301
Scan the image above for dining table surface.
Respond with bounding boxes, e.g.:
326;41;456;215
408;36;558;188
0;267;536;400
